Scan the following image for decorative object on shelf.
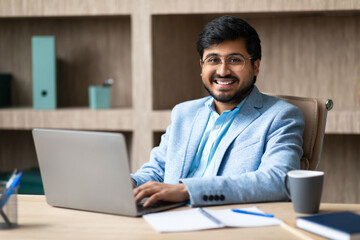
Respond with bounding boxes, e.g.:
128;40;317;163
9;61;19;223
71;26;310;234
88;78;113;109
0;74;11;108
32;36;57;110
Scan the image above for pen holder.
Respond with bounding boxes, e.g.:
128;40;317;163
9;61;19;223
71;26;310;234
88;86;111;109
0;182;18;229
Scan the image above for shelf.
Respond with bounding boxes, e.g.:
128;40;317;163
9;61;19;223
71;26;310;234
151;110;171;131
149;0;360;14
0;108;134;131
326;110;360;134
0;16;132;108
1;0;359;17
0;0;132;17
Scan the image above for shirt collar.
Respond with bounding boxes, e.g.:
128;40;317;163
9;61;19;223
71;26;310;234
206;96;248;114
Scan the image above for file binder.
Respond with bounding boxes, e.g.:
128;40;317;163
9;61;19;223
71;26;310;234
32;36;57;109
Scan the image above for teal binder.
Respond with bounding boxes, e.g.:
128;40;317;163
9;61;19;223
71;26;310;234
32;36;57;109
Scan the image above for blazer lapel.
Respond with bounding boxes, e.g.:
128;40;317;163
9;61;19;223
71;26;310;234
212;87;264;174
179;105;211;179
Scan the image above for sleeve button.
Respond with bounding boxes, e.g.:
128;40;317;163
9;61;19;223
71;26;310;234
214;195;219;201
209;195;214;201
203;195;208;201
220;195;225;201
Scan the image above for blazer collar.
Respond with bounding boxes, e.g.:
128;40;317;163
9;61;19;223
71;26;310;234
179;86;264;178
179;102;212;178
211;86;263;174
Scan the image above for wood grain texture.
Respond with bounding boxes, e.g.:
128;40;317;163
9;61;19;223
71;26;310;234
149;0;360;14
326;110;360;134
0;0;132;16
0;108;134;130
130;0;154;171
0;195;358;240
0;17;132;108
0;130;38;172
152;14;360;111
252;14;360;110
319;134;360;203
152;15;208;110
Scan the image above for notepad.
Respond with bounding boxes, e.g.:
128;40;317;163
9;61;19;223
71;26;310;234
296;211;360;240
143;207;282;232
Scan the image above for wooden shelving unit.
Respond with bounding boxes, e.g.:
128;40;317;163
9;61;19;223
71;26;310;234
0;0;359;203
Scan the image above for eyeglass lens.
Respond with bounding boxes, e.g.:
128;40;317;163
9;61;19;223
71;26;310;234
202;54;249;71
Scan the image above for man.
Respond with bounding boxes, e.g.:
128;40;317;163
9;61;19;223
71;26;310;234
132;16;304;207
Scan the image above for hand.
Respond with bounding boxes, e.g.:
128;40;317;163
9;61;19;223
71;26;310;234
133;181;189;207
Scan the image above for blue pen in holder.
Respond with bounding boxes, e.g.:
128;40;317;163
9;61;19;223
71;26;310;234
0;170;22;229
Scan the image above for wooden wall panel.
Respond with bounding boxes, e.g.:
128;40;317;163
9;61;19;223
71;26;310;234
152;13;360;110
150;0;360;14
319;134;360;203
152;15;208;110
0;17;132;108
251;14;360;110
0;130;38;172
0;0;131;16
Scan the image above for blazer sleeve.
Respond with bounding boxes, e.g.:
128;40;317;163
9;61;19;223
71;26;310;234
180;104;304;207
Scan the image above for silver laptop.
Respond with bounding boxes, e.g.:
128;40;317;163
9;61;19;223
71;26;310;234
32;129;185;217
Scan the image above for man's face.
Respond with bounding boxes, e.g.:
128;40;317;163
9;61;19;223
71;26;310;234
201;39;260;104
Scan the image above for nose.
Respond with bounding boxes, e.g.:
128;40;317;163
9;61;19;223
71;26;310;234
216;61;231;76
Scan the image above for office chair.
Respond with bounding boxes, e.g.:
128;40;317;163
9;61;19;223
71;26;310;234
272;94;333;170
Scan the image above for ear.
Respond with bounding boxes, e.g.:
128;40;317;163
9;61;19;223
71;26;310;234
253;59;260;76
199;59;203;68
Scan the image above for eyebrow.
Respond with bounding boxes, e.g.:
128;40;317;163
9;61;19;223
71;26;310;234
203;52;245;60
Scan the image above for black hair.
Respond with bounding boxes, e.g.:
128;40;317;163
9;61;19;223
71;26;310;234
197;15;261;65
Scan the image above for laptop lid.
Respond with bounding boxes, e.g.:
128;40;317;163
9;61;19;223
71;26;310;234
33;129;141;216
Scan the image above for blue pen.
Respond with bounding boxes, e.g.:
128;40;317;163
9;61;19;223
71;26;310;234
5;169;18;189
0;172;22;208
231;209;274;218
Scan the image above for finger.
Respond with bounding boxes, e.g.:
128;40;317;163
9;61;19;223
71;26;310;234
134;185;160;203
133;187;140;196
143;192;162;208
133;182;151;196
134;189;151;203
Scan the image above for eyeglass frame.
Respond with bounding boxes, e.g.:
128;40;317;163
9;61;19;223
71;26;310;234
200;53;253;71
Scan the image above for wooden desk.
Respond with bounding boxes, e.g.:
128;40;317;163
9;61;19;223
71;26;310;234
1;195;359;240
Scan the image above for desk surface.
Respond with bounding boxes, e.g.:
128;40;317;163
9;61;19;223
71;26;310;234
0;195;359;240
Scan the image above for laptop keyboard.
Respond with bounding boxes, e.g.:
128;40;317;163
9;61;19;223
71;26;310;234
137;200;174;211
136;199;185;214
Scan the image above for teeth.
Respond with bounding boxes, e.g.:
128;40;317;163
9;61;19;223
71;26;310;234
216;81;233;85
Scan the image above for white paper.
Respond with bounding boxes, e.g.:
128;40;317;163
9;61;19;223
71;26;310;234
205;207;282;227
143;206;282;233
143;208;223;232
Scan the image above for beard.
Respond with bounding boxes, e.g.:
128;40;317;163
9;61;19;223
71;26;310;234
203;74;255;103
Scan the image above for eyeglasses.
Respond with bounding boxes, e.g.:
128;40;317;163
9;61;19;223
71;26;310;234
201;54;253;72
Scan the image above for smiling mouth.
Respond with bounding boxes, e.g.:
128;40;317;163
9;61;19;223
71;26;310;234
214;80;236;85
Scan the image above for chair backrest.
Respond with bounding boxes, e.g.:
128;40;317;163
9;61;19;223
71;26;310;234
271;94;333;170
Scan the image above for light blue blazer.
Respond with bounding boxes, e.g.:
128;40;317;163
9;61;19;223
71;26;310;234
132;86;304;206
